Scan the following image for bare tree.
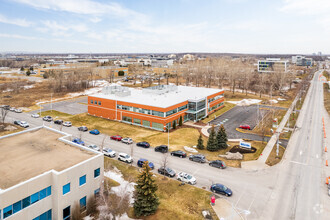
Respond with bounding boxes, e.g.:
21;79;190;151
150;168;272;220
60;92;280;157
100;134;107;153
130;143;134;167
0;107;9;125
71;202;85;220
161;152;170;179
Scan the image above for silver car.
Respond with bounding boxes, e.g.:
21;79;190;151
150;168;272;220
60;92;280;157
121;137;133;144
103;148;116;158
88;145;100;151
177;172;197;185
31;113;40;118
63;121;72;127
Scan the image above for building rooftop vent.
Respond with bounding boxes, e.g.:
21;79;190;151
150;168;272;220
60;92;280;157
142;84;178;95
102;85;131;97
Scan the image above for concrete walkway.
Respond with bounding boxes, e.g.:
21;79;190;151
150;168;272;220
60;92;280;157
241;93;300;169
212;198;243;220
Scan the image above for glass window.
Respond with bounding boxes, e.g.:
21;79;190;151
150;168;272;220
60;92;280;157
188;102;196;111
31;192;39;204
133;118;141;125
197;100;206;111
13;201;22;214
63;206;70;220
178;104;188;112
33;209;52;220
90;100;93;104
80;196;87;210
46;186;52;196
22;196;30;208
94;100;97;104
94;188;100;196
143;120;150;127
98;101;101;105
63;183;70;195
40;188;47;200
152;122;164;131
94;168;100;178
152;110;164;117
3;205;12;219
122;116;132;123
79;175;86;186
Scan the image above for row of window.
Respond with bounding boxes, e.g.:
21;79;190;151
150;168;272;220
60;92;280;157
33;209;52;220
63;169;100;195
208;94;224;103
117;103;188;118
2;186;51;219
90;100;102;105
209;102;224;112
122;116;163;130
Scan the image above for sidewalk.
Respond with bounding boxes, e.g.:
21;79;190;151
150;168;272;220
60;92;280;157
212;198;243;220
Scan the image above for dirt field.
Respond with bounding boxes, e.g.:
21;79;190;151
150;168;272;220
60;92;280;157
0;128;94;189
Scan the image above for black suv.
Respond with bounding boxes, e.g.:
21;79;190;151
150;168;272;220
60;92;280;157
78;126;88;132
189;154;206;163
155;145;168;153
136;142;150;148
170;150;187;158
209;160;226;169
158;167;176;177
54;119;63;125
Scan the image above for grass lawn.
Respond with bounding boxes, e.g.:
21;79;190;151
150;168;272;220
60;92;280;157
265;145;285;166
223;90;269;102
202;102;236;124
104;157;218;220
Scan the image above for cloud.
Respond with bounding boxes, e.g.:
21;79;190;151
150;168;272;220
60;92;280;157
38;20;88;36
0;14;33;27
0;33;41;40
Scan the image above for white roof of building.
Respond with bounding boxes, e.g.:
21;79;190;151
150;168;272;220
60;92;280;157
90;85;223;108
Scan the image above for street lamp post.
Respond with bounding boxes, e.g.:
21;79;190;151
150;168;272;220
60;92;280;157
164;124;169;148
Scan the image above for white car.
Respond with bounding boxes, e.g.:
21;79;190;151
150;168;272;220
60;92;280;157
15;108;22;113
177;172;197;185
31;113;40;118
103;148;116;158
63;121;72;127
121;137;133;144
19;121;29;128
9;107;16;112
118;153;133;163
88;145;100;151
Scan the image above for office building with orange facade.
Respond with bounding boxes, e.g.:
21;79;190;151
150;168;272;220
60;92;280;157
88;85;224;131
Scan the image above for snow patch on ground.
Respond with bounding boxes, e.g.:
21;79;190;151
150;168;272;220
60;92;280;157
104;169;136;204
270;99;278;104
227;99;262;106
277;97;286;101
184;146;198;153
23;85;35;90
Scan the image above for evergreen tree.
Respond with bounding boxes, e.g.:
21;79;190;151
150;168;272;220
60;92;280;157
216;124;228;150
20;66;24;71
197;134;204;150
26;70;31;76
29;66;34;71
179;116;183;126
172;120;176;129
207;125;217;151
134;161;159;217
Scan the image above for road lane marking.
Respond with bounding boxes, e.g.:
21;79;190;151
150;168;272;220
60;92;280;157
290;161;307;166
300;151;303;156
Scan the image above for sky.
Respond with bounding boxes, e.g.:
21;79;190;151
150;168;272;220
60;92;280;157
0;0;329;54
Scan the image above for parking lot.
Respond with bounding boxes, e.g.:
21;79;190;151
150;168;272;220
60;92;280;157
31;97;88;115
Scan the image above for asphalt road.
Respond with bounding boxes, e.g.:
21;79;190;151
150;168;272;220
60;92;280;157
262;69;329;220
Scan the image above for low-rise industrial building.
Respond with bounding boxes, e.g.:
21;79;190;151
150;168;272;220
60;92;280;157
88;85;224;130
257;58;288;72
0;127;103;220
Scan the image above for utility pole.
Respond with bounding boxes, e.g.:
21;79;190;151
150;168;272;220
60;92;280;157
51;93;53;113
276;132;280;158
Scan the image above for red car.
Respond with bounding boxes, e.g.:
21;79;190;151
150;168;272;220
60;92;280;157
239;125;251;130
111;135;122;141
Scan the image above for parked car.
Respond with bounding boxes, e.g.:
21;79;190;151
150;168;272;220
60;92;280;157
136;142;150;148
1;105;10;110
239;124;251;130
210;184;232;197
189;154;207;163
15;108;22;113
157;167;176;177
63;121;72;127
171;150;187;158
89;129;100;135
155;145;168;153
43;116;53;122
9;107;16;112
177;172;196;185
118;153;133;163
31;113;40;118
15;120;29;128
209;160;227;169
121;137;133;144
72;138;85;146
111;135;122;141
137;158;154;169
54;119;63;125
78;126;88;132
103;148;116;158
88;144;100;151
